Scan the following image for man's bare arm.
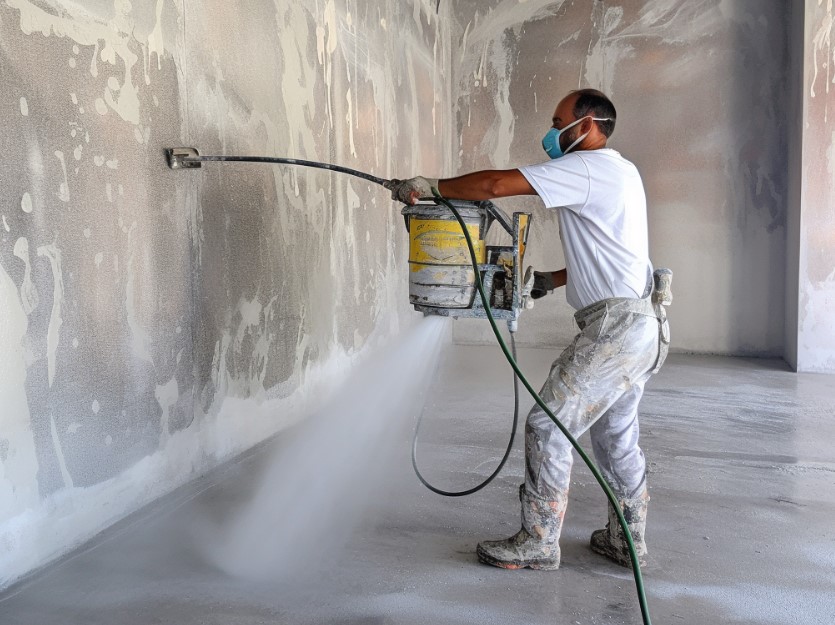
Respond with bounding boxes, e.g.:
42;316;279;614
438;169;537;201
551;269;567;289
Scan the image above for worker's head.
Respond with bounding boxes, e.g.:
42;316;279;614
543;89;617;158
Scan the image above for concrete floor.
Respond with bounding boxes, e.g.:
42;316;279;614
2;346;834;625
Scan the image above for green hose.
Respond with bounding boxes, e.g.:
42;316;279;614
432;189;652;625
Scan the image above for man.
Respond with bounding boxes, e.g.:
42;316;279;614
388;89;670;571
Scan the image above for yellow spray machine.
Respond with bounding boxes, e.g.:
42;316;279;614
401;199;530;332
166;148;654;625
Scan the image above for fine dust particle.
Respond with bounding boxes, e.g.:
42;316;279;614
106;159;118;169
70;93;78;105
107;77;120;90
83;228;91;238
79;106;85;114
94;252;103;267
152;94;159;107
2;215;9;232
94;155;105;166
71;129;77;138
95;98;108;115
68;57;76;68
105;435;112;446
21;192;33;214
19;97;28;116
92;400;100;414
74;145;83;161
72;45;79;54
134;127;144;144
72;338;79;348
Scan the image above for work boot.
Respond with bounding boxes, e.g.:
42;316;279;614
590;489;649;568
476;485;568;570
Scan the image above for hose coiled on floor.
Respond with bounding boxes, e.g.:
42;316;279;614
411;332;520;497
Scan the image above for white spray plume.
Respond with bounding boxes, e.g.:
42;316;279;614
193;316;449;581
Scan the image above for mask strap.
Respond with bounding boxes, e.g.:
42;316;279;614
563;116;612;155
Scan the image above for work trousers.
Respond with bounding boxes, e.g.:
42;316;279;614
525;297;668;502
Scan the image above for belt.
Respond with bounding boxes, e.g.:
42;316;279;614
574;296;658;330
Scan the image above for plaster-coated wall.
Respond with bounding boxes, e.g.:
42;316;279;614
448;0;790;356
2;0;833;592
794;0;835;372
0;0;451;587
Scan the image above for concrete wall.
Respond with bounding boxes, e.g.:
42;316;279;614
785;0;806;371
448;0;791;356
791;0;835;372
0;0;451;588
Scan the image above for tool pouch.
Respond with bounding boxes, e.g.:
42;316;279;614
650;269;672;374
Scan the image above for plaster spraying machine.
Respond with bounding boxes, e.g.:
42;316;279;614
401;199;531;332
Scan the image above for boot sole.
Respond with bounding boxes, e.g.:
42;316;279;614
476;545;560;571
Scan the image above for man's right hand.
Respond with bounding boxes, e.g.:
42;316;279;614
385;176;439;205
530;269;568;299
530;270;557;299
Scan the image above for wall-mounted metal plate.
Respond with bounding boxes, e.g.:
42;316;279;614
166;147;201;170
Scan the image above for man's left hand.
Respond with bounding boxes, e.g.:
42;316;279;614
386;176;439;204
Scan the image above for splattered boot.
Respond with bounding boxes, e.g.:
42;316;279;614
476;485;568;570
590;489;649;568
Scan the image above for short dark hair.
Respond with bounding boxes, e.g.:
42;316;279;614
571;89;616;138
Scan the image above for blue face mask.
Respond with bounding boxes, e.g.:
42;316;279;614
542;115;612;159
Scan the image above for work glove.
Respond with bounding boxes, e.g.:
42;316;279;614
385;176;439;205
530;270;556;299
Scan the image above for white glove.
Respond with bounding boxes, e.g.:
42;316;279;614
385;176;439;204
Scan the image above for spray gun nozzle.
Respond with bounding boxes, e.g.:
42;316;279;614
166;147;202;170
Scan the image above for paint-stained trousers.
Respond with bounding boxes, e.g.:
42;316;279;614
525;297;668;502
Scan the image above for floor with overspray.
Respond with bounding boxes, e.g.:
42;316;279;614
1;346;834;625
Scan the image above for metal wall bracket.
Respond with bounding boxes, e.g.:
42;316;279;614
166;147;201;170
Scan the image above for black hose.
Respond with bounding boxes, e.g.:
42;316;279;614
181;154;390;188
411;332;520;497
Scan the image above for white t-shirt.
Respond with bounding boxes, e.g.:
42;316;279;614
519;148;651;310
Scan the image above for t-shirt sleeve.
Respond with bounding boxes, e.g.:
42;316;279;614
518;154;590;212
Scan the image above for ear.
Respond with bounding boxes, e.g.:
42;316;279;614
580;117;595;136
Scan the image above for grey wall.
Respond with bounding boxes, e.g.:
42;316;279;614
791;0;835;372
2;0;834;592
785;0;806;371
448;0;791;356
0;0;452;587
